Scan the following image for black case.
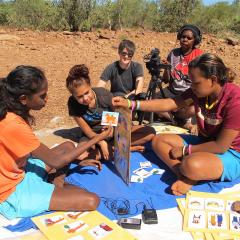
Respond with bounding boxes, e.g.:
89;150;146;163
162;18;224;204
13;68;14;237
142;209;158;224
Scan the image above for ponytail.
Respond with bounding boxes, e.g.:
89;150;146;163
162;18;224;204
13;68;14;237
0;66;46;124
0;78;8;120
189;53;236;86
225;68;236;83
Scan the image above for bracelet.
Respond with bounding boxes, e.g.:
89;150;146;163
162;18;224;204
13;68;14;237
127;99;131;109
182;146;186;157
131;101;136;112
188;144;192;155
136;100;141;110
184;144;192;156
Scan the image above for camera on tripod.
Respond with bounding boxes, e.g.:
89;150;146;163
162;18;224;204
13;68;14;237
138;48;171;124
144;48;171;78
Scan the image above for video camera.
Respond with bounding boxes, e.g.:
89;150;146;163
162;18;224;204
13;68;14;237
144;48;171;77
138;48;171;124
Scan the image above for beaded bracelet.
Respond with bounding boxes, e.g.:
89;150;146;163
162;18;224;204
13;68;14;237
131;100;136;112
184;144;193;156
188;144;192;155
127;99;131;109
136;100;141;110
182;146;186;157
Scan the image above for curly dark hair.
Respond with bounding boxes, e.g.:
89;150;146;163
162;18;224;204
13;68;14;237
0;65;46;124
66;64;91;93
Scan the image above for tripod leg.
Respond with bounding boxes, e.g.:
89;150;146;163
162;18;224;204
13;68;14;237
138;91;152;125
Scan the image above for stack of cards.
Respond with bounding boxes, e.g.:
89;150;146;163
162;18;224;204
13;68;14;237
176;191;240;240
131;161;165;183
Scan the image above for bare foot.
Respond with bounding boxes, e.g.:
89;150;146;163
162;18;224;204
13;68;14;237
171;176;197;196
130;145;145;152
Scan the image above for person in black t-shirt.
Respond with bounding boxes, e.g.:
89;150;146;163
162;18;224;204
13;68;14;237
66;64;155;160
97;39;144;99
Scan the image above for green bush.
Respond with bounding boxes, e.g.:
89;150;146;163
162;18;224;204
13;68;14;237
8;0;61;30
0;2;12;25
0;0;238;36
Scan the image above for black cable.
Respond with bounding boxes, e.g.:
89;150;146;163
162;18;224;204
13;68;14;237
100;197;147;219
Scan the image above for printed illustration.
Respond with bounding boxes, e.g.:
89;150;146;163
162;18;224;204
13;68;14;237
65;212;89;220
63;221;88;234
43;215;66;226
114;107;131;185
208;212;227;230
188;197;205;210
230;213;240;232
101;111;119;126
188;210;206;229
205;198;225;211
88;223;113;239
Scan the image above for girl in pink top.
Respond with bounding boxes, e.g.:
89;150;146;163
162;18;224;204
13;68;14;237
113;53;240;196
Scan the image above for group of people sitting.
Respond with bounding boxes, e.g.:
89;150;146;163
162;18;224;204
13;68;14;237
1;24;240;221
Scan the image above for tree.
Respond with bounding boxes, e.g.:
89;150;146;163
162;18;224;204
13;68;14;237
59;0;96;31
153;0;201;32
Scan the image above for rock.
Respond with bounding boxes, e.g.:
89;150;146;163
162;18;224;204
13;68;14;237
111;45;118;50
49;116;64;126
218;46;224;52
30;47;38;51
0;34;20;41
226;37;239;46
97;33;111;40
63;31;74;35
234;45;240;50
74;40;81;45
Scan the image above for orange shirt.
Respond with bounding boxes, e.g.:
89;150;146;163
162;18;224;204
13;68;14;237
0;112;40;202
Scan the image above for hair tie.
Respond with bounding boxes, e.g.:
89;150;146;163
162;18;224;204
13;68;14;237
222;76;228;83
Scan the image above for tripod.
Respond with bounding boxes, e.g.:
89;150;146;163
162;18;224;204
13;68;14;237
138;74;166;125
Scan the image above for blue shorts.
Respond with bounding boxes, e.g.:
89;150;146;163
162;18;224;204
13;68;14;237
0;158;55;220
181;135;240;182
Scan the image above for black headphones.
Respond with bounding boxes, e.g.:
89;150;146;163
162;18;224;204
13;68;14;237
177;24;202;45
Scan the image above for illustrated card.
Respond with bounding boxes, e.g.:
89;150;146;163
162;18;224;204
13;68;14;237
183;191;240;235
63;220;88;234
65;212;89;220
230;213;240;232
140;161;152;168
101;111;119;126
133;168;152;178
188;197;205;210
88;223;113;239
42;214;66;226
150;168;165;175
188;210;206;229
32;210;136;240
207;212;227;230
130;175;144;183
205;199;225;211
